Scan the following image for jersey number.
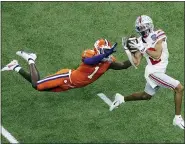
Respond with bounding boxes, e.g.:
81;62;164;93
88;66;99;79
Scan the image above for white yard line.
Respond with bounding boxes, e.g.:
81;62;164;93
1;126;19;143
97;93;113;107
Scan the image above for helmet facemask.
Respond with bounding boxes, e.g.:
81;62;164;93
135;15;154;38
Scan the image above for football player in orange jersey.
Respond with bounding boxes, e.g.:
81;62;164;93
2;39;132;92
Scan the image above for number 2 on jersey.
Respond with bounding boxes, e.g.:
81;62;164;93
88;66;99;79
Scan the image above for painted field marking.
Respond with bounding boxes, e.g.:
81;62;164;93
1;125;19;143
97;93;113;107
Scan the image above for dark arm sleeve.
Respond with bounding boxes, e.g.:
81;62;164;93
109;60;131;70
83;54;107;65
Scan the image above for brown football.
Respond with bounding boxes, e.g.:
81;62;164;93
127;35;138;53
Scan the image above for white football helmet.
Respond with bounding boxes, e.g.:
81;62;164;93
135;15;154;38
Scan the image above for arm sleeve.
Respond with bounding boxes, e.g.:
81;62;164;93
81;50;106;65
83;54;107;65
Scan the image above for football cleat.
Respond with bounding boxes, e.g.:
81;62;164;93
1;60;19;71
109;93;125;111
173;116;185;129
16;51;37;62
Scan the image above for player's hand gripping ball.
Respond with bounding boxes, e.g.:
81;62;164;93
127;35;139;53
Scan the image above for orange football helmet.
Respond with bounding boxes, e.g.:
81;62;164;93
94;39;112;54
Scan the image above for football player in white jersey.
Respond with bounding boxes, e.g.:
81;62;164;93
110;15;184;129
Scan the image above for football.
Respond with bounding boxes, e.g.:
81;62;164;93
126;35;138;53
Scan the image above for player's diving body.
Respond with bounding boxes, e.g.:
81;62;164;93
110;15;184;129
2;39;131;92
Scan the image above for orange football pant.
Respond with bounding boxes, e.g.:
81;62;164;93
36;69;75;92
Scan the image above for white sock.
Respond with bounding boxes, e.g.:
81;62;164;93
28;59;35;65
14;66;21;72
122;96;125;103
175;115;181;119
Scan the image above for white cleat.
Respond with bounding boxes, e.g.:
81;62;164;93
1;60;19;71
16;51;37;62
173;116;185;130
109;93;125;111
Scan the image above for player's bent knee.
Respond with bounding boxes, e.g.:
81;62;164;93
31;83;40;91
32;85;37;90
175;83;184;93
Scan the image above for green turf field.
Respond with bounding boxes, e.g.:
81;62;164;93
1;2;184;143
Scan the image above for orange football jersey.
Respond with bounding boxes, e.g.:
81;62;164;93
70;49;116;87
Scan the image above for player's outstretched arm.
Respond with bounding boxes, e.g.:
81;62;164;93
109;50;142;70
109;60;131;70
83;43;117;65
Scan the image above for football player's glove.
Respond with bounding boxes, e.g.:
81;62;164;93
122;37;138;69
129;39;146;53
127;36;139;53
122;37;128;51
104;42;117;57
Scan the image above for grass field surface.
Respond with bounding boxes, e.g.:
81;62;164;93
1;2;184;143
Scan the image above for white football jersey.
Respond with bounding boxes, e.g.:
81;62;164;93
139;29;169;71
138;29;169;88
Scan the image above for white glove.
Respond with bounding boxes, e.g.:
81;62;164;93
129;40;146;53
122;37;128;50
122;37;138;69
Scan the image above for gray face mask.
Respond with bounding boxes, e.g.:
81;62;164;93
139;29;151;38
